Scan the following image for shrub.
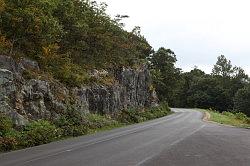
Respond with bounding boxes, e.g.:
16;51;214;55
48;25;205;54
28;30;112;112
235;112;248;121
22;120;60;147
53;107;90;137
116;102;171;124
222;111;234;117
0;129;22;151
0;136;18;151
86;114;119;129
0;113;13;136
234;86;250;116
59;125;88;137
116;108;144;124
54;118;88;137
0;34;12;55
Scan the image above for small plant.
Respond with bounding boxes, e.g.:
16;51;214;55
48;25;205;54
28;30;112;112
235;112;248;121
53;107;90;137
0;136;18;151
222;111;234;117
86;114;118;129
22;120;60;147
116;102;171;124
0;113;13;136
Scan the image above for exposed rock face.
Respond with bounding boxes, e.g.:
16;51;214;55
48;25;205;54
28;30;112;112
0;55;158;125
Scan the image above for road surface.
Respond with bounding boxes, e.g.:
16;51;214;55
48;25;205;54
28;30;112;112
0;108;250;166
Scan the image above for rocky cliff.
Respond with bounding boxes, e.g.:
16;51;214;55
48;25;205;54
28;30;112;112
0;55;158;126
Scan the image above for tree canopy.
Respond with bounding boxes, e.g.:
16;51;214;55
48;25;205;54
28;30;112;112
0;0;152;85
150;51;249;116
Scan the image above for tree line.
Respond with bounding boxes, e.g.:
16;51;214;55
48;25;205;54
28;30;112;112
150;48;250;116
0;0;152;86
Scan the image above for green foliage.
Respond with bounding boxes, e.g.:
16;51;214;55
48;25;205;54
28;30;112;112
234;86;250;116
86;114;119;129
1;0;63;56
206;110;250;128
149;47;181;104
186;76;231;111
53;107;89;137
0;114;20;151
212;55;233;77
0;113;13;136
22;120;60;147
0;136;18;151
235;112;248;121
171;55;249;115
116;103;171;124
0;0;152;86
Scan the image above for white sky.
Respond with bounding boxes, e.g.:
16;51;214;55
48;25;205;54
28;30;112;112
96;0;250;74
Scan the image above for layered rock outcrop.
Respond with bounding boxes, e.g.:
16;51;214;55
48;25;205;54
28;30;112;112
0;55;158;125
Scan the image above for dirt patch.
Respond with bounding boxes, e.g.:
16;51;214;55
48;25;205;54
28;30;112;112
203;111;211;121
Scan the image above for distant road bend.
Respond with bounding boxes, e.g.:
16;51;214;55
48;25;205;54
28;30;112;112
0;108;250;166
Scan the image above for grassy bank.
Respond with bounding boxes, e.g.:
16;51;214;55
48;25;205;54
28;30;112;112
0;103;171;152
204;109;250;128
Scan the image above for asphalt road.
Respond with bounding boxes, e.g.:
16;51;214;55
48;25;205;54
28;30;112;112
0;109;250;166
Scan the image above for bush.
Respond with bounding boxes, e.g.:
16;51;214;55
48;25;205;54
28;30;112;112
235;112;248;121
234;86;250;116
22;120;60;147
222;111;234;117
59;125;88;137
53;107;90;137
86;114;119;129
116;102;171;124
0;129;22;151
0;113;13;136
116;108;145;124
0;136;18;151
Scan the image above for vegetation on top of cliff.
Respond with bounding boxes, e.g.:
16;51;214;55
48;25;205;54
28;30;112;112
0;0;152;86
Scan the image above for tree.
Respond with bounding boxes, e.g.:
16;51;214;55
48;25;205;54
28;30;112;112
212;55;233;77
234;86;250;116
0;0;63;56
186;76;231;111
172;68;206;107
210;55;249;111
149;47;181;104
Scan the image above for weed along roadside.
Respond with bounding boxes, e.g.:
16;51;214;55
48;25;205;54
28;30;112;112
0;103;171;152
201;109;250;128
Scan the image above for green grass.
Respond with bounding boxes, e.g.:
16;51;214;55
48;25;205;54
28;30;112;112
204;109;250;128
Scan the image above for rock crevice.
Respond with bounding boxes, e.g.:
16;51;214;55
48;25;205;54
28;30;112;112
0;55;158;125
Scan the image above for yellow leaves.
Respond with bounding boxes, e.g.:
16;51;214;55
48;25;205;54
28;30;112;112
0;34;12;54
149;85;155;92
34;17;42;32
42;44;59;58
0;0;5;12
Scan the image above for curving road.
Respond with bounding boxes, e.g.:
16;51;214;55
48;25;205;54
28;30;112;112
0;109;250;166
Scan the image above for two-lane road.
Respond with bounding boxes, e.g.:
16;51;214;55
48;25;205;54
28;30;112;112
0;109;250;166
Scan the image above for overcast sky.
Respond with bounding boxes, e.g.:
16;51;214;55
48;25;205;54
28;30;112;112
96;0;250;74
